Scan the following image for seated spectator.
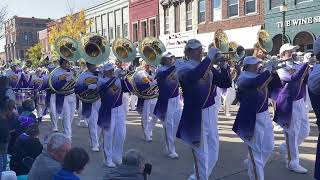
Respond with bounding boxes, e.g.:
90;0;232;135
53;147;90;180
8;99;36;155
0;99;16;177
10;124;43;175
28;133;71;180
103;149;150;180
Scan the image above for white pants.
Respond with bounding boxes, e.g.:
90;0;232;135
163;96;182;154
103;105;126;163
130;94;138;110
122;93;129;116
245;110;274;180
305;86;313;112
50;94;76;138
36;104;45;119
280;98;310;168
86;100;101;148
192;105;219;180
142;98;158;138
222;86;236;115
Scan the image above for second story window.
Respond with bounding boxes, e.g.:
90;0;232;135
186;1;192;31
123;23;128;38
198;0;206;23
141;21;148;38
245;0;256;14
133;23;138;42
150;19;156;37
164;7;169;34
228;0;239;17
212;0;222;21
270;0;282;8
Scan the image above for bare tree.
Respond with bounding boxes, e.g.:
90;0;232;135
0;5;8;40
66;0;76;15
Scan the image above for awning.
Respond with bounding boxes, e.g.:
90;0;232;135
196;25;262;51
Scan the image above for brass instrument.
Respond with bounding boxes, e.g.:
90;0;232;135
130;70;159;99
112;38;137;63
255;30;273;53
261;58;297;71
48;67;76;95
54;36;81;62
138;37;166;66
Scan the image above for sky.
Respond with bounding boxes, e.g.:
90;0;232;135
0;0;105;52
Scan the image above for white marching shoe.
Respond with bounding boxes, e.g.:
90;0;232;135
105;161;116;168
168;152;179;159
288;164;308;174
188;174;196;180
91;146;99;152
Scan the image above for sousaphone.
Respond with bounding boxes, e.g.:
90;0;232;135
256;30;273;53
138;37;166;66
112;38;137;62
54;36;81;62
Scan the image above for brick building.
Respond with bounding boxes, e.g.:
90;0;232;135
38;28;49;54
129;0;160;43
4;16;52;63
196;0;264;52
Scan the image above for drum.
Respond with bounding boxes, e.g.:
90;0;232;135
15;90;23;105
21;88;35;101
36;91;46;105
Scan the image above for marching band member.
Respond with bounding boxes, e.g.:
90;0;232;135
233;56;274;180
274;43;310;173
97;63;127;167
303;53;314;113
177;39;231;180
6;64;23;89
75;62;101;152
45;64;56;125
30;68;46;122
21;66;32;88
115;60;130;116
154;52;182;159
308;37;320;180
49;57;76;139
135;61;158;142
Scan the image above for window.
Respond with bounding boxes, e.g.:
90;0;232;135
141;21;148;38
270;0;282;8
296;0;312;3
174;5;180;32
212;0;222;21
228;0;239;17
245;0;256;14
150;19;156;37
123;23;128;37
96;16;102;35
164;7;169;34
109;27;114;41
186;1;192;31
133;23;138;42
307;44;313;51
116;25;121;38
198;0;206;23
101;14;107;36
90;18;94;32
20;50;25;59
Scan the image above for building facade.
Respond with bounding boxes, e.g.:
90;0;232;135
85;0;129;43
4;16;52;62
0;51;6;65
38;28;49;54
159;0;264;57
129;0;160;43
265;0;320;55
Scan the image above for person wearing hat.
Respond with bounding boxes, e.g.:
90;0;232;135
177;39;231;180
273;43;310;174
21;66;32;88
49;57;76;138
114;60;130;117
303;52;316;113
308;37;320;180
233;56;275;180
75;62;102;152
134;61;158;142
29;68;46;122
5;63;23;89
97;63;127;167
153;51;182;159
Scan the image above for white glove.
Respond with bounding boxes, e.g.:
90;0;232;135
265;60;273;72
207;48;219;61
150;80;157;86
66;75;72;81
88;84;97;90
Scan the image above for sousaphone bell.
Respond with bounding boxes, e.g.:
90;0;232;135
112;38;137;63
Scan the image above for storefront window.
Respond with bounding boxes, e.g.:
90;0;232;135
198;0;206;23
212;0;222;21
270;0;282;8
228;0;239;17
164;7;169;34
245;0;256;14
186;1;192;31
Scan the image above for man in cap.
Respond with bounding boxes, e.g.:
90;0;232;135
49;58;76;138
97;63;127;167
308;37;320;180
233;56;275;180
177;39;231;180
75;62;102;152
274;43;310;173
153;51;182;159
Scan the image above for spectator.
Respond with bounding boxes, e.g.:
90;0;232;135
0;76;15;101
53;147;90;180
0;99;16;178
8;99;37;155
103;149;149;180
28;133;71;180
10;124;43;175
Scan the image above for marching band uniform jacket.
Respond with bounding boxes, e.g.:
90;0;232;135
177;57;231;146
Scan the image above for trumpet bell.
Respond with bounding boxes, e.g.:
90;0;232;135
139;37;166;66
54;36;81;62
80;33;110;65
112;38;137;62
257;30;273;53
214;29;229;53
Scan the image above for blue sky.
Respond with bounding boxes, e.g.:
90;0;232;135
0;0;105;52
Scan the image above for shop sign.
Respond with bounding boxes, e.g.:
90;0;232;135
276;16;320;28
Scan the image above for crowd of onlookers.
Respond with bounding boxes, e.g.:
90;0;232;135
0;75;150;180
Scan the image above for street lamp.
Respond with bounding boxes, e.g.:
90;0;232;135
280;2;288;45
